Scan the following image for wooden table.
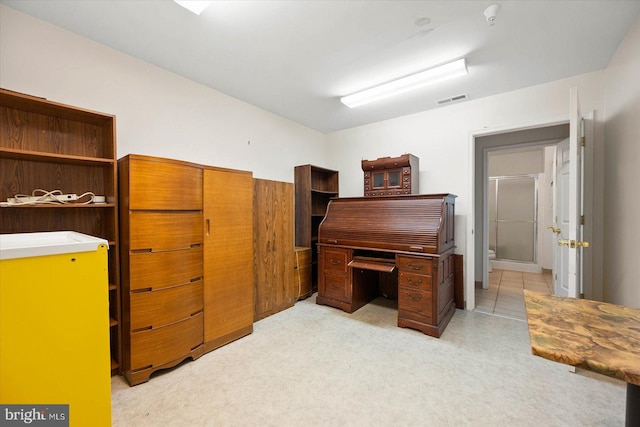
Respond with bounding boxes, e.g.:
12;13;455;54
524;290;640;426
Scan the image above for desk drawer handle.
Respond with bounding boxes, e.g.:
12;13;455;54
406;293;422;301
330;259;341;265
407;262;423;270
330;284;342;290
407;277;423;285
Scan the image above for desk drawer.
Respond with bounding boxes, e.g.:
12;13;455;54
130;312;203;371
397;255;433;275
399;271;432;291
322;248;349;273
320;272;349;303
130;279;203;330
398;288;433;323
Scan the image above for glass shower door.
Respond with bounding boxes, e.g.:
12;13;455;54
489;176;538;263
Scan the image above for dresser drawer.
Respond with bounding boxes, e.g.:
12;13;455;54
129;247;203;291
130;279;203;330
128;158;202;210
130;212;202;251
397;255;433;275
320;272;350;303
130;312;203;371
399;271;432;291
398;288;433;323
322;248;349;273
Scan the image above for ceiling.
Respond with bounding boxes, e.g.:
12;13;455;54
2;1;639;133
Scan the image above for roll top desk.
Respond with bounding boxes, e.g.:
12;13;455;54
316;193;456;338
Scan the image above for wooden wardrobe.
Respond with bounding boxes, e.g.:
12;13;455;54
118;154;253;385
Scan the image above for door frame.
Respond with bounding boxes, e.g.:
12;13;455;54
467;112;598;308
467;115;569;309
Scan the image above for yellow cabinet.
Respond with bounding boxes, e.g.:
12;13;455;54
0;231;111;427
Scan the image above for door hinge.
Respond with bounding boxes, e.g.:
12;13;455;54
580;136;586;147
581;215;585;225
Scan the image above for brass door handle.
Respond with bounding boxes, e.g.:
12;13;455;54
548;225;561;234
558;239;590;248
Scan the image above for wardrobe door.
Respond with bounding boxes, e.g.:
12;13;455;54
203;168;254;352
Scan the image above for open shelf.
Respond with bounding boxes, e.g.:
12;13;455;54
0;88;121;376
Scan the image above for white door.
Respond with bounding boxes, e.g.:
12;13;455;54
553;87;587;298
553;138;570;296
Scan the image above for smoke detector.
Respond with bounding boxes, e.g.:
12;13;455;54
484;4;500;26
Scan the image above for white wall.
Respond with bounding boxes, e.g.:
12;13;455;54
603;15;640;308
0;5;325;183
488;149;544;177
325;72;605;308
4;3;635;308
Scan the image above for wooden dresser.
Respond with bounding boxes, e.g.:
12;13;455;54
316;194;456;338
119;154;253;385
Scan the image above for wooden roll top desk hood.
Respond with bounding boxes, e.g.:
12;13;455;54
318;193;455;254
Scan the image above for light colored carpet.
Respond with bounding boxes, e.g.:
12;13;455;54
111;295;625;426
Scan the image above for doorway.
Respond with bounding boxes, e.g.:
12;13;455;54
467;109;599;313
477;145;559;319
474;124;569;286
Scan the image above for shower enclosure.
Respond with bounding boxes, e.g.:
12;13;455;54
488;175;538;264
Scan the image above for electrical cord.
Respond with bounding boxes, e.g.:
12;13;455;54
295;249;301;299
4;189;95;205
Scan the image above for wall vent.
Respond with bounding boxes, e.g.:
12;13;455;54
436;93;468;105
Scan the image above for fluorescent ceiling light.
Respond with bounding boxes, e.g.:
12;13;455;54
341;58;468;108
174;1;213;15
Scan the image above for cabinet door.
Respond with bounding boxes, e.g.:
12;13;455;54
386;169;402;188
203;169;254;347
372;171;385;189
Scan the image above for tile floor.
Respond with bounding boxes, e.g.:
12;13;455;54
474;268;553;320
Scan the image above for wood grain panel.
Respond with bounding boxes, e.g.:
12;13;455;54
0;203;115;239
294;247;312;299
128;157;202;210
129;247;203;291
0;106;108;158
253;179;294;321
203;169;254;346
129;212;202;251
0;158;114;202
130;280;203;330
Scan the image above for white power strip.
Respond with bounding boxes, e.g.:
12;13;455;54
7;193;78;204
